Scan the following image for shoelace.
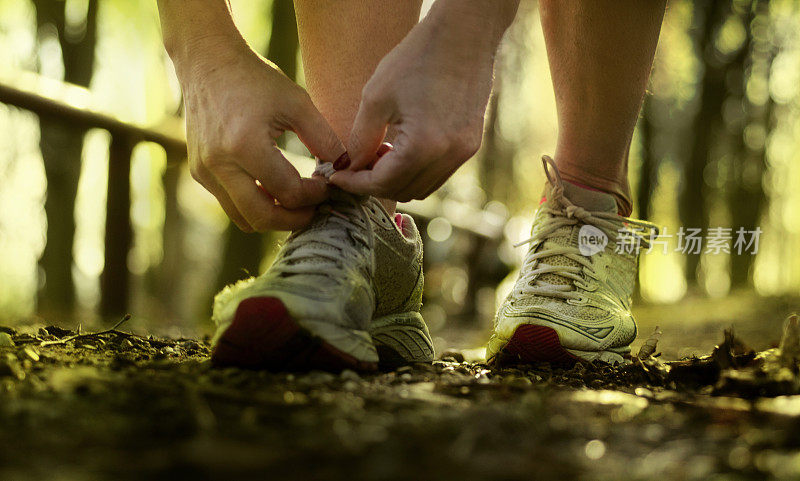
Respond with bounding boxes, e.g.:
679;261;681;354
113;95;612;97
273;161;371;279
314;161;336;180
513;156;658;300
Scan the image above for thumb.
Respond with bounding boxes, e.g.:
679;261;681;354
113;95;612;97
347;92;390;171
291;94;346;163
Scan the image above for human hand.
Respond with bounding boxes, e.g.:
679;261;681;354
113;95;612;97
330;0;519;202
177;41;344;231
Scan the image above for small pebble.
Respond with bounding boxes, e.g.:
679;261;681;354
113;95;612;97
340;369;361;382
0;354;24;380
568;379;585;388
507;377;533;389
300;371;336;385
412;363;436;373
440;350;465;363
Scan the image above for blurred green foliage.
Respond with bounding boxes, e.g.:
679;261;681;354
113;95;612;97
0;0;798;335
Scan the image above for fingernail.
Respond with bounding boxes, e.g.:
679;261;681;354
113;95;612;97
333;152;350;171
377;142;393;158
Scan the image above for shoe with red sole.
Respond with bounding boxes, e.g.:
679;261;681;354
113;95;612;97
211;186;432;372
487;156;657;366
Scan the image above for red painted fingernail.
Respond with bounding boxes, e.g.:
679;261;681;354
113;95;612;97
377;142;393;158
333;152;350;170
255;180;274;200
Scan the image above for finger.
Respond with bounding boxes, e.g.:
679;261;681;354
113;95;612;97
191;163;254;232
383;142;458;201
395;169;446;202
329;149;424;199
368;141;394;169
416;157;466;200
347;91;391;170
377;142;394;158
217;167;317;231
345;141;393;173
237;144;330;210
421;175;449;200
290;93;346;163
210;181;255;232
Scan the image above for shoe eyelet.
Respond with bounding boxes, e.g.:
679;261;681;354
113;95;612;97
567;296;588;306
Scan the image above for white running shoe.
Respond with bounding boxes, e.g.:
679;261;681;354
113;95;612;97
210;174;432;371
487;156;657;365
367;202;433;369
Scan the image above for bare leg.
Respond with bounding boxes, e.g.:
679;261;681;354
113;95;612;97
294;0;423;213
540;0;665;215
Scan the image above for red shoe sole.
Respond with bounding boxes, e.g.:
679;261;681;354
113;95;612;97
500;325;578;365
211;297;377;372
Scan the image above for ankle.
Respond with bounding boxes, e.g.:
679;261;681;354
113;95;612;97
552;146;632;211
558;170;633;216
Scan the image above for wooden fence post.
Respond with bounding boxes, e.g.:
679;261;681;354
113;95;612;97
156;149;186;318
100;134;135;317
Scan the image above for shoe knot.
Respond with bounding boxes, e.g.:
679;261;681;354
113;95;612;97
564;205;590;220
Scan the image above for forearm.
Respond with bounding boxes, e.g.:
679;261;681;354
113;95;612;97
156;0;245;78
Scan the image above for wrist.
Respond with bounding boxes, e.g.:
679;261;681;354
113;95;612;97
426;0;519;48
172;35;249;86
158;0;246;79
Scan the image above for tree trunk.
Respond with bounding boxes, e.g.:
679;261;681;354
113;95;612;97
729;0;771;288
680;0;729;289
636;98;657;221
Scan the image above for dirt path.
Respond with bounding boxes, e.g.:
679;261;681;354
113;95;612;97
2;316;800;480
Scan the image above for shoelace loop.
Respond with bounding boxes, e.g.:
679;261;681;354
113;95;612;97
274;164;371;279
513;156;659;301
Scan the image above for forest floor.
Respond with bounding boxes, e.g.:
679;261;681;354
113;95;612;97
2;296;800;480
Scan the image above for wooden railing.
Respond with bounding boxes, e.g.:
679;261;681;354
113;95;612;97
0;71;188;316
0;71;505;319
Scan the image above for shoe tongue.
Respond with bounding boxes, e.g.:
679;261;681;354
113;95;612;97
562;181;617;213
363;197;414;239
532;182;615;289
283;189;367;279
